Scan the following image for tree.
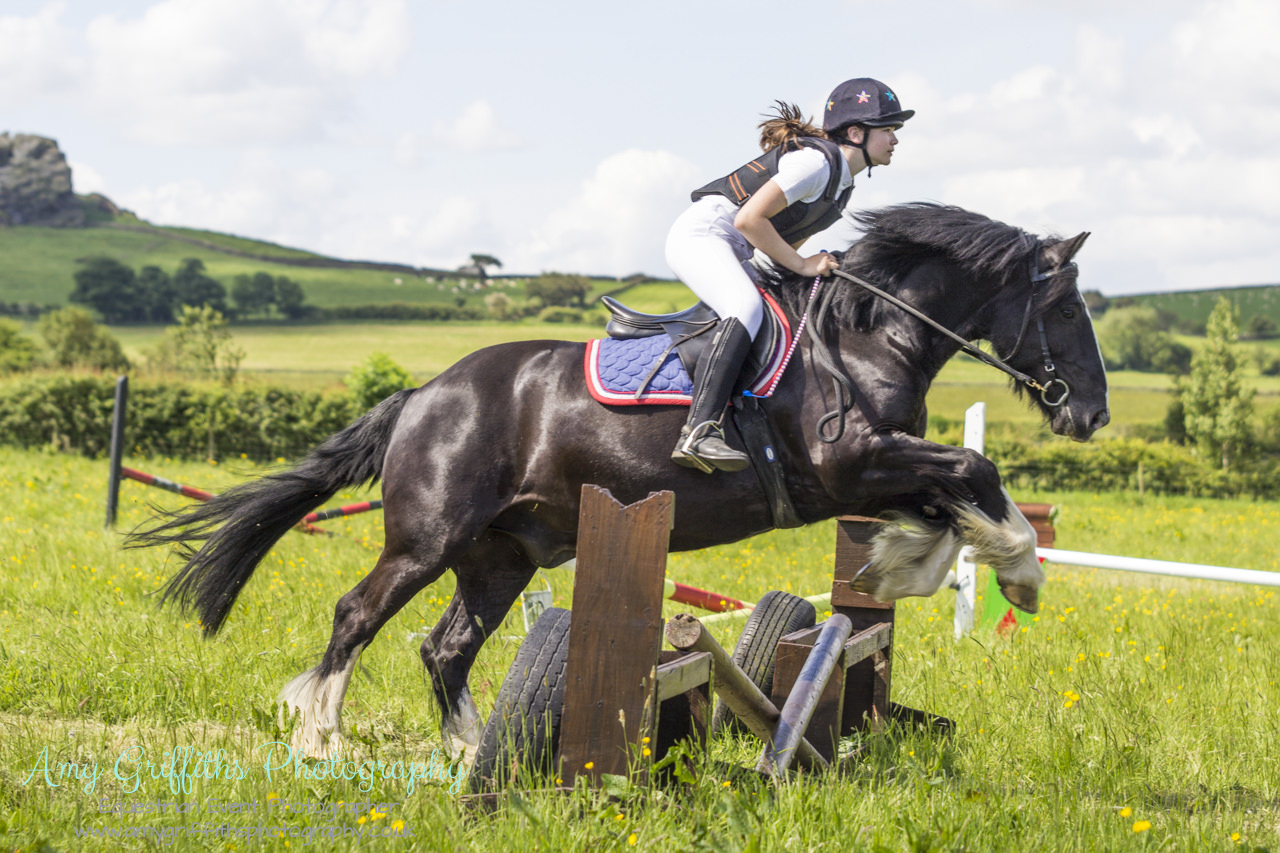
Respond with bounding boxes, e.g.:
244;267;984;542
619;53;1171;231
1095;305;1191;373
470;253;502;272
345;352;415;409
69;257;148;323
1245;315;1277;339
37;306;131;371
148;305;244;384
274;276;306;319
173;258;228;313
484;291;515;321
1176;297;1255;470
138;265;178;323
231;271;278;317
0;318;39;373
525;272;589;309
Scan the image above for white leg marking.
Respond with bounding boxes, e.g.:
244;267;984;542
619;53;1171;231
864;518;964;601
277;643;365;760
954;489;1043;611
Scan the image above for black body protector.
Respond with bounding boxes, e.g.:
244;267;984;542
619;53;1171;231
690;136;851;245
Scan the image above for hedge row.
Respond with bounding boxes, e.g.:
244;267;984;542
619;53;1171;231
1;375;1276;498
0;375;361;461
987;436;1280;499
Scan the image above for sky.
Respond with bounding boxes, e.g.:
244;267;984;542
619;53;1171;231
3;0;1278;295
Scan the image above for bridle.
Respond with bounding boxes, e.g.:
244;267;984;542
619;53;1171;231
805;242;1077;442
997;243;1076;408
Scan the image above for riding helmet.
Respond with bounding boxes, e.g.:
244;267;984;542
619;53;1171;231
823;78;915;130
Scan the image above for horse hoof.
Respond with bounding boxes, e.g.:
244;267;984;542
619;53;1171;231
1000;582;1039;614
846;562;883;597
444;732;478;768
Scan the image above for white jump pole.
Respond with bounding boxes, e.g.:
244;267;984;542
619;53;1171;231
1037;548;1280;588
953;402;985;638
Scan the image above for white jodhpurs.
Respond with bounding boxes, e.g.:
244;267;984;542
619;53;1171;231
665;199;764;340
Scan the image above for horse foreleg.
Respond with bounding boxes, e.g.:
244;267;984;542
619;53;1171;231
849;437;1042;611
420;535;538;765
278;550;448;760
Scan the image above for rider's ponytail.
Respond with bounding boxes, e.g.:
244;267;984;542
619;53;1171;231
758;101;829;152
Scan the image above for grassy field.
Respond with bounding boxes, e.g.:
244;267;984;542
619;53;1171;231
99;317;1280;428
0;218;615;311
0;448;1277;851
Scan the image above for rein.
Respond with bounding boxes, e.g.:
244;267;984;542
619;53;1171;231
799;246;1077;441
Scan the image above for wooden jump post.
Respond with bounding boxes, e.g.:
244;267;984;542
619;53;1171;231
558;485;711;786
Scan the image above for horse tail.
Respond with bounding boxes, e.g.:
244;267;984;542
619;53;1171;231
127;388;416;637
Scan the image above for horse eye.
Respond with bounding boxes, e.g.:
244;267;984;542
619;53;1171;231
1061;305;1077;320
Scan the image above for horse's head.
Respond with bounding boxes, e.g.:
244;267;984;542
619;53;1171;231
990;233;1110;441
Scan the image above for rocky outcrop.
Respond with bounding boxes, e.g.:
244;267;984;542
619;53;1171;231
0;133;84;227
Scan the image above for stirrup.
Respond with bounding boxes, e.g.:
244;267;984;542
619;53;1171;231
671;421;749;474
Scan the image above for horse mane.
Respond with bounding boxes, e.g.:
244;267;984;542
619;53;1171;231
767;202;1062;332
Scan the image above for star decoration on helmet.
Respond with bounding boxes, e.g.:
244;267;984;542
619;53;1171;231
885;91;896;101
857;90;871;103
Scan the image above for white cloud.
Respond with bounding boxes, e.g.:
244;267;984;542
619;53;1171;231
0;2;82;98
68;159;108;195
80;0;411;144
118;154;343;249
431;101;524;153
515;149;701;276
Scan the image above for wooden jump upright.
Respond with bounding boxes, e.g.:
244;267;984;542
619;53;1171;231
558;485;711;786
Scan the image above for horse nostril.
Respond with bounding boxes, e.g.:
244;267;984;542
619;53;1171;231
1092;409;1111;430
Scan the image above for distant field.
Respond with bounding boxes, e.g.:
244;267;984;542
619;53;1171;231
0;219;620;311
0;224;469;308
101;319;1278;429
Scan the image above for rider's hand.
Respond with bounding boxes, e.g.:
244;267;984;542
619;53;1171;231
798;252;838;278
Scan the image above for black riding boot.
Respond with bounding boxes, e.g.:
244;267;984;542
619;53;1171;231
671;318;752;473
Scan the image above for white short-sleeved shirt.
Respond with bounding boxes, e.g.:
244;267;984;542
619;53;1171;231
771;147;854;206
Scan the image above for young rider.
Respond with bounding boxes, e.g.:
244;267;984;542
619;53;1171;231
666;77;914;473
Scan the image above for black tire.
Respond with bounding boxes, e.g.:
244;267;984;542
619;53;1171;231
710;590;816;737
468;607;571;793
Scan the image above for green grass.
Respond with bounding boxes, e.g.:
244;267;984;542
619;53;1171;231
100;321;1280;426
0;216;633;311
0;447;1278;850
1132;284;1280;330
0;223;469;309
107;322;608;391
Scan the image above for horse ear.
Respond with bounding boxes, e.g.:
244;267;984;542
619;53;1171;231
1043;232;1090;268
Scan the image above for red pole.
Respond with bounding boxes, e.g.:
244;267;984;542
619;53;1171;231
667;580;751;613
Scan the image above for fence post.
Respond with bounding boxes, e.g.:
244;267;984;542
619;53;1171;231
104;375;129;529
953;402;984;637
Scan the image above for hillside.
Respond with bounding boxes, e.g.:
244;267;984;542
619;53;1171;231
2;191;1275;325
1124;284;1280;332
0;197;505;311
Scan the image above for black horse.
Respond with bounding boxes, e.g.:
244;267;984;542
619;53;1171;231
130;203;1109;761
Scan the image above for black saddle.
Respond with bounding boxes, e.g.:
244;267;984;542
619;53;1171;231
601;294;783;381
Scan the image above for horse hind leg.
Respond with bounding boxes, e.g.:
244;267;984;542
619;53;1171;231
419;535;538;764
278;549;449;760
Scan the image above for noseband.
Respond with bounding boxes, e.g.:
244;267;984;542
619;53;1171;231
827;241;1077;409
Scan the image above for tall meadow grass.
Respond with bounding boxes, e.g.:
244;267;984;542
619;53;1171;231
0;447;1277;851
